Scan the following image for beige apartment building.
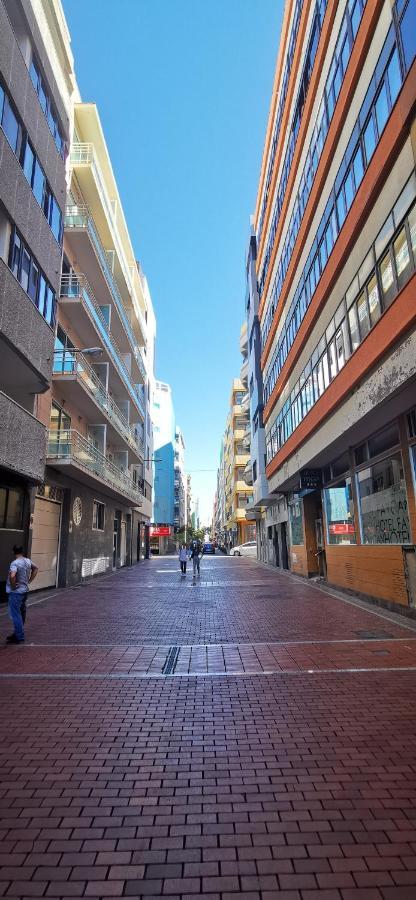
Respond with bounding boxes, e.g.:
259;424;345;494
222;372;255;550
256;0;416;608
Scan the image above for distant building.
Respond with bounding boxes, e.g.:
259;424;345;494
174;426;186;531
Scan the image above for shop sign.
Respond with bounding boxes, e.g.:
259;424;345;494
329;523;355;534
299;468;322;490
150;526;171;537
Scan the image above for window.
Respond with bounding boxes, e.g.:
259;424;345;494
393;226;411;287
387;49;402;105
375;81;389;136
23;139;35;183
289;500;304;545
357;452;410;544
0;486;24;530
8;227;56;327
367;273;381;325
2;95;20;153
363;115;376;163
29;52;65;158
356;291;371;340
379;249;395;307
324;477;356;544
399;0;416;71
92;500;105;531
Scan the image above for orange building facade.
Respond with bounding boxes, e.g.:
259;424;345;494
256;0;416;608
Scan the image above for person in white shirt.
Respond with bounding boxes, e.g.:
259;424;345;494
5;545;38;644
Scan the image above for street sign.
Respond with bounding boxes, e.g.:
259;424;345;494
150;526;172;537
299;468;322;490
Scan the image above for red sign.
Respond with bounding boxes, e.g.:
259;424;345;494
150;526;171;537
329;523;355;534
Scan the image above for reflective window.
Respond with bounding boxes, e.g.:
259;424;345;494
23;139;35;183
348;305;360;351
357;452;410;544
363;115;376;163
393;226;411;287
380;249;395;306
28;260;39;301
367;274;381;325
400;0;416;71
2;95;19;152
375;81;389;135
387;49;402;104
324;477;356;544
32;159;45;207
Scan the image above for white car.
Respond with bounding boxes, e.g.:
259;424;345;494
231;541;257;558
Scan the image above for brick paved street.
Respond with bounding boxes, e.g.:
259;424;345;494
1;557;416;899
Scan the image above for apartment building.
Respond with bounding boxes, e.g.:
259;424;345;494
186;473;192;535
174;426;186;531
32;98;154;587
257;0;416;607
222;375;255;550
0;0;73;587
152;380;175;553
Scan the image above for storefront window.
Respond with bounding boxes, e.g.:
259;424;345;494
357;451;410;544
289;500;304;545
324;477;356;544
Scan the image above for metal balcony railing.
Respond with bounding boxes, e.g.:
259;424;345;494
59;274;145;418
70;143;136;303
53;350;144;457
65;205;147;357
47;429;143;505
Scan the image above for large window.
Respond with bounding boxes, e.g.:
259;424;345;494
29;54;65;158
0;486;24;530
357;452;411;544
324;477;356;545
8;227;56;328
0;82;63;244
289;500;304;545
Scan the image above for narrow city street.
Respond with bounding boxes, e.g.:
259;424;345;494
1;556;416;899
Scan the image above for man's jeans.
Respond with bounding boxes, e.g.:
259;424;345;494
8;591;25;641
193;556;200;575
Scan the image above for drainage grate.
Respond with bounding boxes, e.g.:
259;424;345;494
162;645;180;674
355;630;395;640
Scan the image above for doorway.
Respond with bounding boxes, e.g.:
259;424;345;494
113;517;119;568
280;522;289;570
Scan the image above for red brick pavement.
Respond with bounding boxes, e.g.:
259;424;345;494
0;556;416;898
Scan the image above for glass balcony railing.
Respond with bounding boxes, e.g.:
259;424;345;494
65;205;147;362
60;274;145;419
47;429;143;505
53;349;144;457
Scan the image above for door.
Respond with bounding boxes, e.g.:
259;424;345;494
113;518;119;568
30;497;61;589
120;520;127;567
273;526;280;567
315;516;327;578
281;522;289;570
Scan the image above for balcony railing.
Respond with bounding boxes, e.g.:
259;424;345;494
60;274;145;418
47;429;143;505
70;143;135;302
53;350;144;457
65;205;147;357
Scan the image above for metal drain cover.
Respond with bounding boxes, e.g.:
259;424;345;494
355;630;395;639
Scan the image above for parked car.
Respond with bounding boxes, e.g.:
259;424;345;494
203;542;215;554
232;541;257;558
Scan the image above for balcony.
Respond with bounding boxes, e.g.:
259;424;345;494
53;350;143;464
70;139;137;308
47;429;143;506
243;459;253;485
65;205;146;348
240;322;248;355
240;392;250;415
0;391;46;483
59;274;145;418
240;358;249;384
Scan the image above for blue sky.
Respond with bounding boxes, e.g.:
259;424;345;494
63;0;283;524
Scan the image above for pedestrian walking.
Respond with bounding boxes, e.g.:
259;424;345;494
179;543;188;575
190;539;202;577
5;545;38;644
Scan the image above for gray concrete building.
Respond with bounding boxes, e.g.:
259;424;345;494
0;0;72;589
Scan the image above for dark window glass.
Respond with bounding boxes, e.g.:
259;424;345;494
47;102;56;136
50;198;62;243
29;59;39;92
363;115;376;163
0;83;4;120
375;81;389;136
38;78;47;113
4;487;24;529
336;189;346;228
344;169;354;210
387;49;402;104
353;145;364;188
20;249;30;292
43;184;51;219
45;286;55;326
9;232;21;278
400;0;416;71
28;260;39;302
2;96;19;152
32;159;45;206
23;139;35;184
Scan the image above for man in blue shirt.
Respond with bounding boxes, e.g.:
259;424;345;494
5;545;38;644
